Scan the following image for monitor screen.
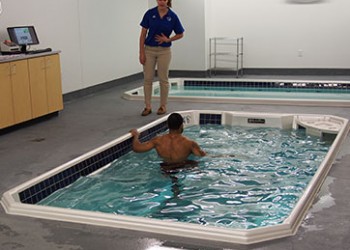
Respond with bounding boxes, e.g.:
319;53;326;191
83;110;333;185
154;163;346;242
7;26;39;52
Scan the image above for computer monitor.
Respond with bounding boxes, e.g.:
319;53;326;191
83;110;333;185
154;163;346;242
7;26;39;53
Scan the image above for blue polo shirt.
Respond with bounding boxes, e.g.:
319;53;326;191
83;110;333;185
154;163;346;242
140;7;185;47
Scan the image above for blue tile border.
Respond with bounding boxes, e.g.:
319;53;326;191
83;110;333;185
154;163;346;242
200;113;222;125
19;120;169;205
19;115;220;204
183;80;350;92
19;139;133;204
139;121;168;142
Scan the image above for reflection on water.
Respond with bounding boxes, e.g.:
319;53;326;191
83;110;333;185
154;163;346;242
39;125;331;229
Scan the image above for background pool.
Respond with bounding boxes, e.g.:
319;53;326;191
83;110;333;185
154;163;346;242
167;85;350;100
39;125;331;229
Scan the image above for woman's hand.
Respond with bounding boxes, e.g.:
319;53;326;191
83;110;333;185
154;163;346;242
155;33;170;44
139;51;146;65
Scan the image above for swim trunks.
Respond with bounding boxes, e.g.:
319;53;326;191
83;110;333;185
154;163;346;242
160;160;198;172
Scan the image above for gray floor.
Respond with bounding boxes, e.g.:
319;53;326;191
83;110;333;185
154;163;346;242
1;75;350;250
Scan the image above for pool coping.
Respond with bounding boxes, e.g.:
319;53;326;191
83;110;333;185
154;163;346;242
1;110;349;245
122;78;350;107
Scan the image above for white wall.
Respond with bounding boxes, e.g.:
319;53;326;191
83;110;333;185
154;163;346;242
175;0;350;69
147;0;206;70
170;0;206;71
0;0;349;95
0;0;81;93
0;0;146;94
77;1;145;88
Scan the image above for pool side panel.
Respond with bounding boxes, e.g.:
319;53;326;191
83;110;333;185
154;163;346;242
122;78;350;107
18;139;132;204
285;115;350;233
16;120;168;205
1;110;349;245
183;79;350;90
0;195;293;245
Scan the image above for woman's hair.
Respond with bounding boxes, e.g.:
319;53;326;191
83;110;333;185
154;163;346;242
167;0;172;8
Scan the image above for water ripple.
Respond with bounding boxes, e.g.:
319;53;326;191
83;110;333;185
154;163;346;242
39;125;331;229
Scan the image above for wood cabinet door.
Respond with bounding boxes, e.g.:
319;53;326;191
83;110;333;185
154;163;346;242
0;63;15;128
1;53;63;129
28;57;49;118
10;60;32;123
45;54;63;112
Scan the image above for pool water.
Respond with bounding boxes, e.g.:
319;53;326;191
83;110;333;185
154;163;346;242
38;125;331;229
167;85;350;100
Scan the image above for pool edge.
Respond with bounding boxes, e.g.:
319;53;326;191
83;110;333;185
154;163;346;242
122;78;350;107
1;110;349;245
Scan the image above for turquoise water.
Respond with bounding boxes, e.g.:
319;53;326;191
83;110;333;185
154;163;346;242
39;125;331;229
166;85;350;100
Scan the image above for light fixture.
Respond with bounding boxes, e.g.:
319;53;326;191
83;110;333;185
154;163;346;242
289;0;322;3
146;245;183;250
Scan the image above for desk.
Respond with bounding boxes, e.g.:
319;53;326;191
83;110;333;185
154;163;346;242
0;51;63;129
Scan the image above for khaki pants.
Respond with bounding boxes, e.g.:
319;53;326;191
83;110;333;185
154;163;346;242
143;46;172;108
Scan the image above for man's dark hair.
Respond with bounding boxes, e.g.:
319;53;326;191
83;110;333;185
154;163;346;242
167;113;183;130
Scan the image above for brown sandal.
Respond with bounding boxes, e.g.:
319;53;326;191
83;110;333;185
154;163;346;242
141;108;152;116
157;106;166;115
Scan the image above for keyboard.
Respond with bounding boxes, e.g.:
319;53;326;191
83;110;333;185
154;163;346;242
0;54;26;62
26;48;52;54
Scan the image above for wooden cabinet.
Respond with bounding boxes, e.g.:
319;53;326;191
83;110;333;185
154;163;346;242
0;53;63;129
0;63;15;128
10;60;33;124
45;55;63;113
0;60;32;128
28;54;63;118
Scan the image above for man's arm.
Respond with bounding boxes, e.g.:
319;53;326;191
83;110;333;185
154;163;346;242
191;141;206;157
130;129;156;153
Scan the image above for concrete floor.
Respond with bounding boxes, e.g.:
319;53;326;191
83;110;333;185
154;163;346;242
1;75;350;250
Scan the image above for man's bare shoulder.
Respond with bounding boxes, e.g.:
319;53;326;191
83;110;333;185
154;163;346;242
151;134;169;145
182;135;196;143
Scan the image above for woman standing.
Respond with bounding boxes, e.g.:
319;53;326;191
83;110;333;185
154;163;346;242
139;0;185;116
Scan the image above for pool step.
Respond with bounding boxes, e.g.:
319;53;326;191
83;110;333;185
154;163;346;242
296;115;344;137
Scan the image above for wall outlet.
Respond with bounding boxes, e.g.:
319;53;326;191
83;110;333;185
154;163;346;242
298;49;303;57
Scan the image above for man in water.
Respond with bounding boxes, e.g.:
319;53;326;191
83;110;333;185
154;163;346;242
130;113;206;170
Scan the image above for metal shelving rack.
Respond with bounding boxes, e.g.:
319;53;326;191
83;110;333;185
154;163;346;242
209;37;243;78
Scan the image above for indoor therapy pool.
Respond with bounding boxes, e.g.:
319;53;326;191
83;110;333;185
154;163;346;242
1;110;349;244
123;78;350;107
